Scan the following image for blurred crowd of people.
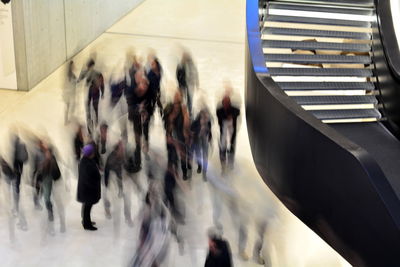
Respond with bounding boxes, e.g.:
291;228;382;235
0;47;268;267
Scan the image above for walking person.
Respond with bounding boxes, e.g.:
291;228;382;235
0;154;28;232
146;56;163;117
126;70;152;169
77;144;101;230
63;61;78;124
103;141;134;226
176;50;199;118
36;144;64;235
163;92;191;180
190;107;212;181
11;132;28;216
78;58;104;134
216;95;240;173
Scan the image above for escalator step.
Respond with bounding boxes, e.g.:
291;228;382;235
293;95;378;105
311;109;381;120
269;67;373;77
263;40;371;52
269;0;374;8
263;27;371;40
277;81;375;90
265;54;371;64
265;15;371;28
268;3;374;15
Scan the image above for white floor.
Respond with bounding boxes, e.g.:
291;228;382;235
0;0;351;266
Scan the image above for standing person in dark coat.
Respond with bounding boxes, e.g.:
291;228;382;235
216;95;240;173
205;228;233;267
77;144;101;230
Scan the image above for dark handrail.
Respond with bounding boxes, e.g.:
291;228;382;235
376;0;400;80
246;0;400;265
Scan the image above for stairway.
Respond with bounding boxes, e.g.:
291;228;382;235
262;0;382;123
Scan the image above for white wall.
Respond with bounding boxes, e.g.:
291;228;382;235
12;0;144;91
0;2;17;89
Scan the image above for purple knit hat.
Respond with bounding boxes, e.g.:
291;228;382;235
82;144;94;157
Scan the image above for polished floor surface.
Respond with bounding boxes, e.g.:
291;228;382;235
0;0;351;266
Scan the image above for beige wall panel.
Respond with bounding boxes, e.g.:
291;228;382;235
64;0;144;58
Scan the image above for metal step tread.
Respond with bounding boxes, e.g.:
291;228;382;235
262;27;371;40
268;2;374;15
263;40;371;52
265;15;371;28
269;67;373;77
293;95;378;105
311;109;381;120
269;0;374;8
277;81;375;90
265;53;371;64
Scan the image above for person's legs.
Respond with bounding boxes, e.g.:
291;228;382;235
192;141;201;173
33;174;42;210
12;162;23;213
93;99;100;126
82;203;95;229
253;220;267;265
42;177;54;222
201;138;209;180
142;116;150;159
133;113;142;167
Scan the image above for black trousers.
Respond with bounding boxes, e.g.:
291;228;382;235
81;203;93;227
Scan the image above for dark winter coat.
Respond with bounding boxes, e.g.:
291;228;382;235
216;106;240;146
77;156;101;204
204;238;233;267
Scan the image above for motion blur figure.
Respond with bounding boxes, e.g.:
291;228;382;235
126;70;152;169
216;94;240;173
0;154;28;233
78;58;105;134
146;55;163;117
103;141;134;227
176;49;199;117
163;92;191;180
77;144;101;231
130;183;171;267
190;106;212;181
205;228;233;267
63;61;78;124
10;131;28;217
35;142;64;235
73;123;85;162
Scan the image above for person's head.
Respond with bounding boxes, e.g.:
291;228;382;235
135;72;149;97
82;144;94;158
172;91;182;111
87;59;95;69
207;228;223;254
114;141;124;158
222;95;231;110
150;58;161;73
100;123;108;139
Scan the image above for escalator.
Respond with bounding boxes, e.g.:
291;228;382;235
246;0;400;266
